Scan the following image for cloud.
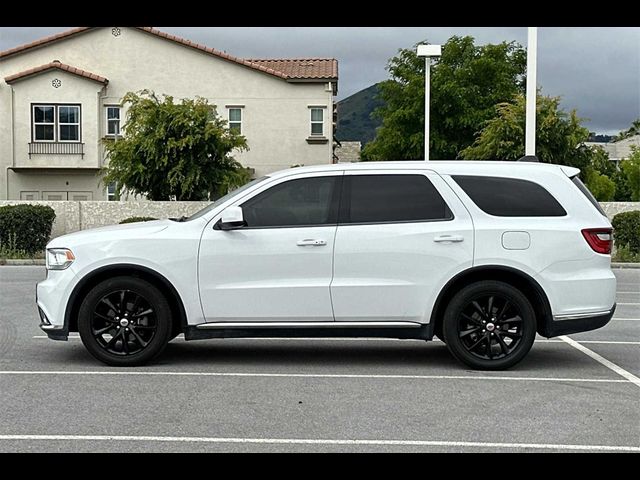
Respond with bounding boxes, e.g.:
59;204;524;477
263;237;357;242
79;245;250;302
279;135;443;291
1;26;637;133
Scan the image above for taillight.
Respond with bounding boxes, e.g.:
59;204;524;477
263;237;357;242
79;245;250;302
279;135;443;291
581;228;613;254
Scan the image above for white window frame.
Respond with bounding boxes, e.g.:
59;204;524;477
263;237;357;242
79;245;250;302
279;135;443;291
32;104;56;143
310;107;324;136
58;105;80;143
228;107;243;134
107;182;117;201
106;105;121;137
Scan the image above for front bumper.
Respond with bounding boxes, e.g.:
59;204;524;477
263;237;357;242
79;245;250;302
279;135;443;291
36;267;77;341
540;304;616;338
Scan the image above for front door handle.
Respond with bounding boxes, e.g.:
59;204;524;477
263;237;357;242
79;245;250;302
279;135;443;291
297;239;327;247
434;235;464;243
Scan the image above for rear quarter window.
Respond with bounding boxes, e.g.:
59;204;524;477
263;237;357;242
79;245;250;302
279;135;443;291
452;175;567;217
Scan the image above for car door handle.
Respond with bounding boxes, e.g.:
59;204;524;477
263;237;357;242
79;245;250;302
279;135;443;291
434;235;464;243
297;239;327;247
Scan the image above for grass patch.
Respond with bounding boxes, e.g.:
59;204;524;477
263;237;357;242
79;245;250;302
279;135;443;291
613;245;640;263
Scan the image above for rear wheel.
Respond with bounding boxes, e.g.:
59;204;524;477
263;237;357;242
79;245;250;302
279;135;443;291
442;281;536;370
78;276;172;366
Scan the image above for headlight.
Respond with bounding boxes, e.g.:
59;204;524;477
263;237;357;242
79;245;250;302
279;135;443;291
46;248;75;270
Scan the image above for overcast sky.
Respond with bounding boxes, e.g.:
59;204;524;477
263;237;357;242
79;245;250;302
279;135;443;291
1;27;638;134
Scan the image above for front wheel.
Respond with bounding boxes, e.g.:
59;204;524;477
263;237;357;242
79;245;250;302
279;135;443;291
78;276;172;366
442;281;536;370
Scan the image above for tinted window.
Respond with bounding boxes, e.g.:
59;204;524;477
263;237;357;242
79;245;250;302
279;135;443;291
571;176;606;216
452;175;566;217
242;176;340;227
340;174;452;224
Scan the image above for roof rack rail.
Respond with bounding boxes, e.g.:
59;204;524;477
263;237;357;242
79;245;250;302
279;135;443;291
518;155;539;162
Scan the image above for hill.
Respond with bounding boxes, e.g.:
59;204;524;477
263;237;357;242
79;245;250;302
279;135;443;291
335;83;384;145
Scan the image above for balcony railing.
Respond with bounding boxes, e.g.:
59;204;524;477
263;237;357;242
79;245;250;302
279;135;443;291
28;142;84;158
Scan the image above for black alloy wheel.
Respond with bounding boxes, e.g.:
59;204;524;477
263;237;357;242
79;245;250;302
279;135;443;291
78;276;172;366
442;281;536;370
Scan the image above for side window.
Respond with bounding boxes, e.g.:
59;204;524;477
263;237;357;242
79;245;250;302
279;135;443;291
452;175;567;217
340;174;452;224
241;176;340;228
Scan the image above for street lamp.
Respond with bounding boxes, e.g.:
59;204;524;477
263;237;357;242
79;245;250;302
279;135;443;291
525;27;538;158
417;43;441;161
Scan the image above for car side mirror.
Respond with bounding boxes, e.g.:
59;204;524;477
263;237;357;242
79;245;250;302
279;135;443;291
215;206;246;231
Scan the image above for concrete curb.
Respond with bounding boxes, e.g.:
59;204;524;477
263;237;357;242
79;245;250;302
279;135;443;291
611;262;640;269
0;259;45;266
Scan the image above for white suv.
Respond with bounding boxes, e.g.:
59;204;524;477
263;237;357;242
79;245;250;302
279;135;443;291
36;161;616;369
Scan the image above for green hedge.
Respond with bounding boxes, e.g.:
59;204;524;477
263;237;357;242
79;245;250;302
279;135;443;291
119;216;157;224
612;210;640;254
0;204;56;255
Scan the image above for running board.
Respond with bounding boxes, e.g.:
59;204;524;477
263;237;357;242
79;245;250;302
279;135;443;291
196;321;422;329
185;321;433;341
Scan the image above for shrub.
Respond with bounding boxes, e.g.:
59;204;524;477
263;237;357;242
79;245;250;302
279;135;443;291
119;216;157;224
0;204;56;255
612;210;640;254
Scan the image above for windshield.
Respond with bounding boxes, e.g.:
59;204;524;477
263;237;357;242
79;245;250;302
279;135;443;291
185;176;269;221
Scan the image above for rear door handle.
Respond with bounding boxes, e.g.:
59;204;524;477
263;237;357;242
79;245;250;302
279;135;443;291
434;235;464;243
297;239;327;247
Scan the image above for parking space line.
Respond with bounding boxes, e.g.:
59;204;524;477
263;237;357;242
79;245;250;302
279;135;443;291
0;434;637;451
559;336;640;388
0;370;629;384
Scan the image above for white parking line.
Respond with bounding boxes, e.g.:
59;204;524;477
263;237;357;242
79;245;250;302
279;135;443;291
0;370;629;384
559;336;640;388
0;434;637;452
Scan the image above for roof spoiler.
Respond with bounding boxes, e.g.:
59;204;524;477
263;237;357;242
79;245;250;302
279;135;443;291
517;155;539;162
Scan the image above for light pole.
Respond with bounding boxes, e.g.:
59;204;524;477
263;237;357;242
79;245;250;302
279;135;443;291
525;27;538;157
417;44;441;161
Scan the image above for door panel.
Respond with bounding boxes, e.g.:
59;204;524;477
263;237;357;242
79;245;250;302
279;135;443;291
330;171;474;323
198;172;342;323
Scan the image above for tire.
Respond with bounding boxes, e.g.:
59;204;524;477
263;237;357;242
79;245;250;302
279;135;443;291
442;280;536;370
78;276;172;366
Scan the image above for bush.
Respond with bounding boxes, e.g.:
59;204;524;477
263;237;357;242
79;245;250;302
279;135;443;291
119;216;157;224
612;210;640;254
0;204;56;255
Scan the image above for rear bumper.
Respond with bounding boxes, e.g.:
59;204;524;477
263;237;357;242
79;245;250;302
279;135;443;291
540;304;616;338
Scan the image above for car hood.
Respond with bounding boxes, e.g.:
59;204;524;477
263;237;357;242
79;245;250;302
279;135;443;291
47;219;172;248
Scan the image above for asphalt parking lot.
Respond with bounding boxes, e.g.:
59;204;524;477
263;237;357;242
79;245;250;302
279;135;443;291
0;266;638;452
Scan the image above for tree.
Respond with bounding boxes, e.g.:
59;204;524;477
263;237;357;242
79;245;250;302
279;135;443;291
103;91;248;201
362;36;526;161
621;146;640;201
613;118;640;141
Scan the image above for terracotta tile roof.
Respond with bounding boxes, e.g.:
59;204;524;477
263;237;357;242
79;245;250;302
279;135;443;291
0;27;338;82
245;58;338;80
5;60;108;85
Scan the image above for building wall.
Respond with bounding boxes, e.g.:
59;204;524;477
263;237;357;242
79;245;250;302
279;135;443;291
0;27;335;200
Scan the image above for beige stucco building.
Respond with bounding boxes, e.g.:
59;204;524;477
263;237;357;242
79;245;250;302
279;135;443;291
0;27;338;200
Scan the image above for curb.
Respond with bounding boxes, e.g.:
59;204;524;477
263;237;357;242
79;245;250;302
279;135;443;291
0;259;45;266
611;262;640;269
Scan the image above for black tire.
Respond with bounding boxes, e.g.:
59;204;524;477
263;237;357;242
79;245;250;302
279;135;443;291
442;280;536;370
78;276;172;366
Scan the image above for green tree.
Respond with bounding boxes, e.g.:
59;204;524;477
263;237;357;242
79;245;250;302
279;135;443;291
103;91;248;201
621;146;640;201
362;36;526;161
613;118;640;141
584;170;616;201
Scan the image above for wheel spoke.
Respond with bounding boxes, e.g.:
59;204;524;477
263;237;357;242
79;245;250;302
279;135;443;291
499;316;523;324
500;331;522;339
130;294;142;316
128;326;148;348
471;301;487;319
461;313;482;326
496;300;511;321
121;330;129;354
487;296;494;317
459;327;481;338
93;325;115;336
94;312;116;323
101;297;120;315
495;332;510;355
119;290;126;313
105;329;122;348
130;324;155;330
132;308;153;319
467;335;487;352
485;336;493;359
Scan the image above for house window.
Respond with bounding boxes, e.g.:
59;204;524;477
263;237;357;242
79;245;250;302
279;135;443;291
33;105;55;141
310;108;324;136
106;106;121;136
228;108;242;134
58;106;80;141
32;104;81;142
107;182;117;201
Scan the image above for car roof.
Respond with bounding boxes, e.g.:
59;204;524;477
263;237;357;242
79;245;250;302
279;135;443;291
271;161;579;179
